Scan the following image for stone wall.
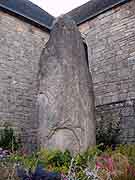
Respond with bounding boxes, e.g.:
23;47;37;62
0;0;135;148
0;10;49;150
96;99;135;143
79;0;135;142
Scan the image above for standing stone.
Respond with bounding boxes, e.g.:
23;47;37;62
37;15;96;154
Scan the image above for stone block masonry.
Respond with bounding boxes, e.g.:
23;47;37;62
96;99;135;143
0;11;49;151
0;0;135;149
79;0;135;143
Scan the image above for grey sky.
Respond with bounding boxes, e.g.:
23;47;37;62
30;0;89;17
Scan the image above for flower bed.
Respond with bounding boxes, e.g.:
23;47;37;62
0;145;135;180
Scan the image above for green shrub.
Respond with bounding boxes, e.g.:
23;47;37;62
0;125;20;151
96;120;120;150
10;152;38;172
37;149;72;174
10;149;72;174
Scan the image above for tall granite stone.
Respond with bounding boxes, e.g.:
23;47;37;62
37;15;96;154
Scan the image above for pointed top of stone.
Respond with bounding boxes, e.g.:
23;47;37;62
47;14;83;54
52;15;76;29
49;15;81;42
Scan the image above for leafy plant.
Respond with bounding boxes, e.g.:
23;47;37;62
37;149;72;174
0;125;20;151
96;120;120;150
1;145;135;180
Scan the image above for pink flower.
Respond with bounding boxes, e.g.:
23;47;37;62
96;162;102;169
128;165;135;177
96;155;114;173
107;157;114;172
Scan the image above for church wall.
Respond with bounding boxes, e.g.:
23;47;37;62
0;0;135;148
79;0;135;143
0;10;49;150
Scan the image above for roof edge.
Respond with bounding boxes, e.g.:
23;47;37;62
0;3;52;32
0;0;131;32
67;0;130;26
78;0;130;25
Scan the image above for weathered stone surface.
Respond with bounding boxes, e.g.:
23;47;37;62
37;16;96;153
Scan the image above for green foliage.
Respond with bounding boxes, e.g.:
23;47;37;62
96;120;120;150
10;152;38;171
113;144;135;165
75;146;102;168
102;144;135;164
0;125;20;151
38;149;72;174
1;145;135;180
10;149;72;174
